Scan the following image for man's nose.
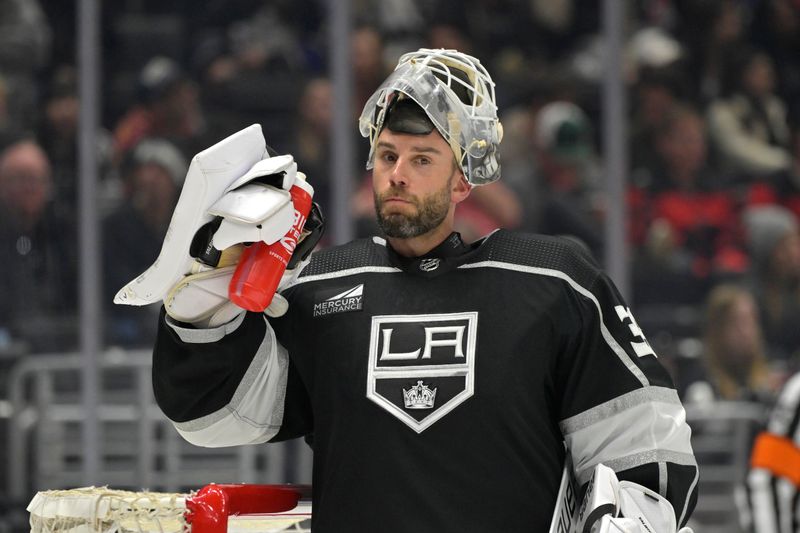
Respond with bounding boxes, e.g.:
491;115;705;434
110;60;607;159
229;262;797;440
389;158;409;187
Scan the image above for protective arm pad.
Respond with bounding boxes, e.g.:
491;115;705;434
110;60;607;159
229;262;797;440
159;313;290;447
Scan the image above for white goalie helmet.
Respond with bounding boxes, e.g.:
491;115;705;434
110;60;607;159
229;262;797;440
358;48;503;186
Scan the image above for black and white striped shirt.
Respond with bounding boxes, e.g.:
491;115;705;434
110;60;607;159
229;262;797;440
747;372;800;532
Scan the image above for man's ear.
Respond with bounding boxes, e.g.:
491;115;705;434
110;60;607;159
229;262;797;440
451;172;471;205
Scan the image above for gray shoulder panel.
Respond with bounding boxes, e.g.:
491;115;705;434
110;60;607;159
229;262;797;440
300;237;391;278
477;231;601;290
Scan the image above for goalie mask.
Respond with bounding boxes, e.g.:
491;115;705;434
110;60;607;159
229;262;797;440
358;48;503;186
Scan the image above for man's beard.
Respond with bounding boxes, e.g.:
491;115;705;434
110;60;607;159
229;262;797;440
374;177;452;238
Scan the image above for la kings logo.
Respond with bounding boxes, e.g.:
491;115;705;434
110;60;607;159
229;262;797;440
366;312;477;433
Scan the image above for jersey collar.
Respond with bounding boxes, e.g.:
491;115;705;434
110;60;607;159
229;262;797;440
385;232;482;277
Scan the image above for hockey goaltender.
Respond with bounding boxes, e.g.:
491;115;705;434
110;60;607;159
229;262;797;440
116;48;698;533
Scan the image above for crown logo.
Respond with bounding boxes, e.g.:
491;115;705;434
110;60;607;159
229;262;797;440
403;381;437;409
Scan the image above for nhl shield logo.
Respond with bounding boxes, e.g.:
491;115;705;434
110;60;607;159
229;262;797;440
366;312;478;433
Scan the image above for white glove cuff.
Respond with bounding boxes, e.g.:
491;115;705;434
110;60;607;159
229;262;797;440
165;309;247;343
164;266;244;326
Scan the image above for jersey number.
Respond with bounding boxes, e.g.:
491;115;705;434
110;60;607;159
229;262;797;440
614;305;656;358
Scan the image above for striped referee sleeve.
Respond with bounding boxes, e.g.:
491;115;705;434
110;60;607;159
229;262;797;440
747;373;800;533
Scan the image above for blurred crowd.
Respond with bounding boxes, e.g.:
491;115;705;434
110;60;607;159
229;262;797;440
1;0;800;414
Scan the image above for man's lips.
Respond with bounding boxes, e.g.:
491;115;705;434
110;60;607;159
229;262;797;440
383;197;412;204
381;195;416;207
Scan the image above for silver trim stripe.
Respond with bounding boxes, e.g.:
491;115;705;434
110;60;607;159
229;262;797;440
458;261;649;386
596;451;697;485
680;466;699;527
560;386;681;434
289;266;402;288
559;389;695;486
658;462;668;497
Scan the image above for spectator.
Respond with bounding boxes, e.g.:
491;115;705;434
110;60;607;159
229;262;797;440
528;100;604;258
200;2;314;86
37;64;115;219
38;65;80;212
352;26;390;114
352;0;426;62
0;0;51;134
675;0;746;104
758;120;800;220
744;205;800;365
493;72;579;214
113;56;206;164
428;21;473;56
451;179;523;243
629;65;690;180
750;0;800;118
785;121;800;215
682;284;775;404
0;73;22;151
707;47;792;180
286;77;333;222
103;138;187;347
493;101;538;207
630;104;747;305
0;139;77;352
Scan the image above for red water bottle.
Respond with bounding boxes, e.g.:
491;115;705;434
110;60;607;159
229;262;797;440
229;178;314;312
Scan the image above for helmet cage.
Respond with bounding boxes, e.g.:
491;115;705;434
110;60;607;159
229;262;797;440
358;49;502;185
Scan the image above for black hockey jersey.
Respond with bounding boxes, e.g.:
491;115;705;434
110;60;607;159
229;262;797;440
154;230;698;532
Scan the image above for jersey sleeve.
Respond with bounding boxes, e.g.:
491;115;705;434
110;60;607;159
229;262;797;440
554;261;698;526
746;373;800;533
152;307;303;447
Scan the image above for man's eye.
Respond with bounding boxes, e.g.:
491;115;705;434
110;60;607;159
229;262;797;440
381;153;397;163
416;157;431;165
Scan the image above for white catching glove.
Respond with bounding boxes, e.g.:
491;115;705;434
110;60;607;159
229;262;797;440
114;124;323;328
164;192;323;328
163;249;312;328
161;162;323;328
115;124;273;306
